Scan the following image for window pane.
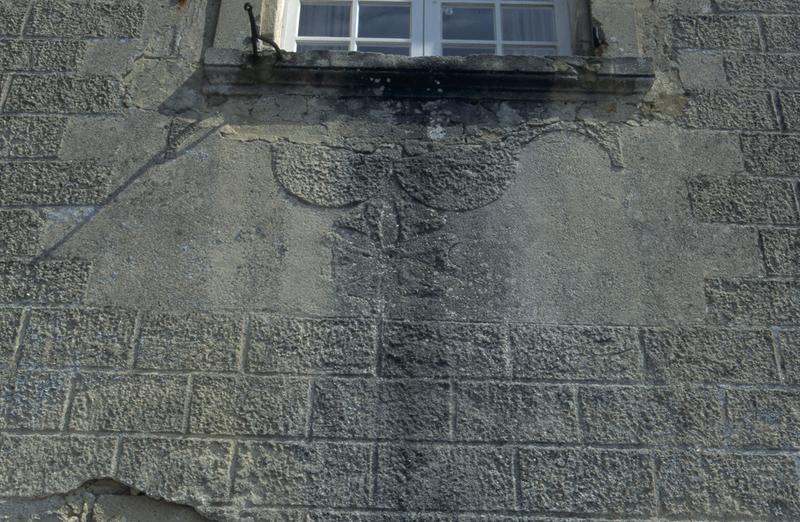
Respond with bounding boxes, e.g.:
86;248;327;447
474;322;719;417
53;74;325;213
357;45;410;55
296;43;351;51
358;4;410;38
502;45;557;56
298;3;351;37
442;5;494;40
501;6;555;42
441;45;495;56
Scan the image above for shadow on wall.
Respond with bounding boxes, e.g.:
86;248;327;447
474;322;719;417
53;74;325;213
0;478;210;521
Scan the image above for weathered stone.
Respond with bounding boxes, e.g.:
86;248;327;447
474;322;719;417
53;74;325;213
671;16;761;50
725;54;800;90
0;371;68;430
677;50;728;91
0;2;27;36
679;91;777;130
311;378;449;440
19;308;135;369
234;441;371;507
657;451;800;518
377;445;514;511
27;0;145;38
0;210;44;257
0;117;67;158
5;75;123;114
203;506;301;522
779;91;800;130
510;325;641;381
715;0;798;12
189;375;309;436
69;373;187;432
0;310;20;368
778;330;800;385
381;321;508;378
248;316;377;375
741;133;800;177
688;177;798;224
0;161;113;205
519;449;655;515
763;15;800;52
137;312;240;371
117;437;231;503
272;143;396;207
760;229;800;275
728;389;800;449
306;513;450;522
0;435;115;496
0;39;86;71
455;383;577;442
642;327;778;383
580;386;723;445
0;260;91;305
706;279;800;325
93;495;212;522
395;144;517;211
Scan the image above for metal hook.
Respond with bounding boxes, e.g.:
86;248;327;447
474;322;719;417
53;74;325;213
244;2;286;61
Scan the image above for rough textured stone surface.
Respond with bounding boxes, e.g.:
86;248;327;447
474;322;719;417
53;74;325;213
510;325;641;381
741;133;800;177
725;53;800;90
381;321;508;378
248;316;377;375
27;0;146;38
0;371;68;430
455;383;577;442
727;388;800;449
0;435;115;496
376;445;514;510
671;16;761;50
778;330;800;385
657;451;800;519
311;377;449;440
117;437;231;504
779;91;800;130
0;260;91;304
0;310;20;368
137;312;240;371
519;449;655;515
679;91;777;129
706;279;800;325
0;1;27;37
760;229;800;275
190;375;309;436
688;177;798;224
234;441;372;507
0;161;113;205
4;75;123;114
69;373;187;432
763;15;800;52
642;327;779;384
0;117;67;158
20;308;136;369
0;209;44;256
715;0;797;11
580;386;723;445
0;39;86;71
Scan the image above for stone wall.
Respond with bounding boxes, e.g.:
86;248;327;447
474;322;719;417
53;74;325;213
0;0;799;520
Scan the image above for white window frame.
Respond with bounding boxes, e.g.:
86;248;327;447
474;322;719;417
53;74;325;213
280;0;571;56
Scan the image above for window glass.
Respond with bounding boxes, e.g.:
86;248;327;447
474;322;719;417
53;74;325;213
358;4;411;38
501;5;555;41
441;45;495;56
502;44;557;55
298;3;351;37
441;5;495;40
296;43;351;51
358;44;411;54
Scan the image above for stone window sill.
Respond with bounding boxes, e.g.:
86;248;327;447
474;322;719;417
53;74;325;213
202;48;654;101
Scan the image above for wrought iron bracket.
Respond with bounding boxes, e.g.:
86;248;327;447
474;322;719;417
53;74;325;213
244;2;286;62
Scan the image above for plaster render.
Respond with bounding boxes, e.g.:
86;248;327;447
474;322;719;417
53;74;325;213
1;0;800;521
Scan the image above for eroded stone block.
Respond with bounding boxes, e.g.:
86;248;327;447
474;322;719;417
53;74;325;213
189;375;309;436
0;371;69;430
5;75;123;114
727;389;800;449
0;210;44;257
27;0;145;38
70;373;187;432
642;327;778;383
376;445;514;511
0;117;67;158
0;39;86;71
311;378;449;440
764;15;800;52
381;321;508;378
511;325;641;381
741;133;800;177
0;260;91;305
679;91;777;130
0;161;113;205
706;279;800;325
671;16;761;50
688;177;798;224
0;310;20;368
248;316;377;375
20;308;135;369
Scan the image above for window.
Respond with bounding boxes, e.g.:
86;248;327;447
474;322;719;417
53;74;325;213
280;0;572;56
